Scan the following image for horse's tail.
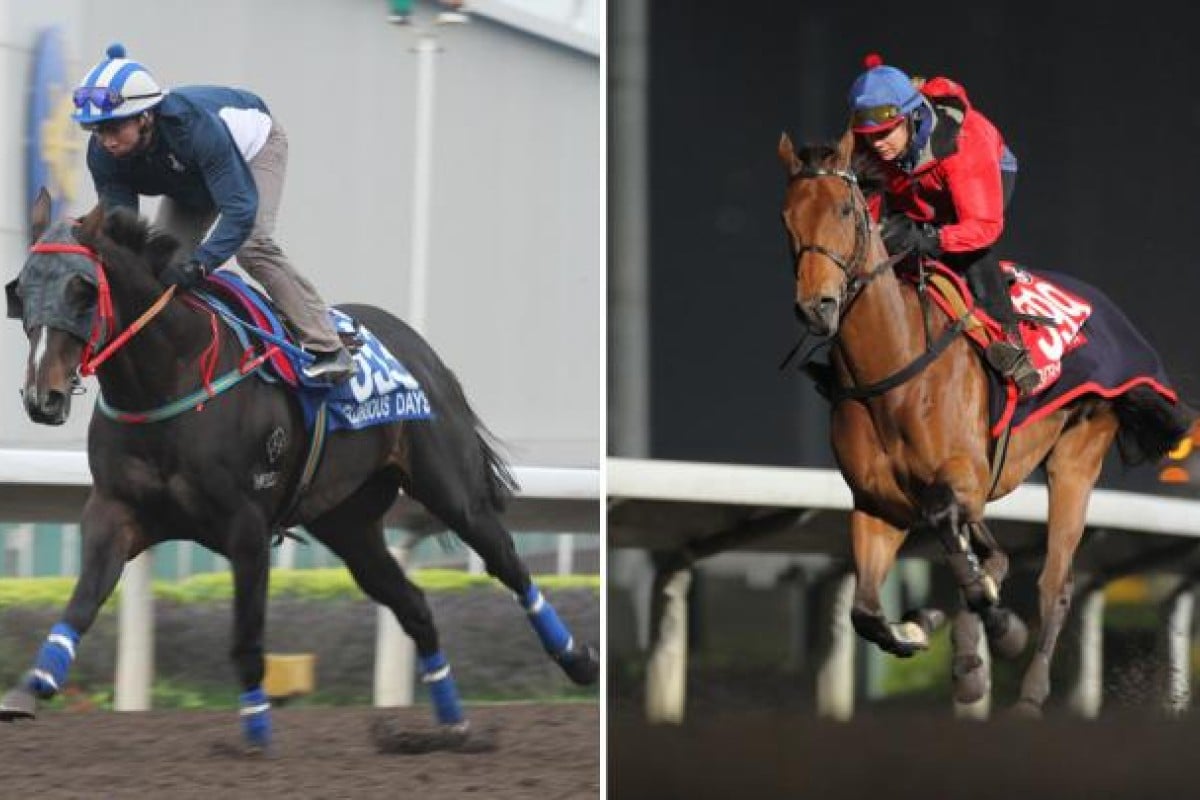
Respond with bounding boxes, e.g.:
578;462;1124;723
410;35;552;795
1113;385;1196;466
442;369;520;510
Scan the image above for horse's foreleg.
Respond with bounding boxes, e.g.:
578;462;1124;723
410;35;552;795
0;494;140;721
849;510;938;656
228;510;273;749
1017;411;1117;714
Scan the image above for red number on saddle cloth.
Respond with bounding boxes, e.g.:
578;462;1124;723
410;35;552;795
1003;262;1093;386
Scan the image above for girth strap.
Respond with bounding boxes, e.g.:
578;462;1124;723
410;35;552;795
273;401;330;535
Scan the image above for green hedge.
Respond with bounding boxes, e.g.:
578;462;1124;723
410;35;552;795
0;568;600;609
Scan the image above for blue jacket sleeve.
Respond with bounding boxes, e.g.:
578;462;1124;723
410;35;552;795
188;111;259;269
87;139;139;212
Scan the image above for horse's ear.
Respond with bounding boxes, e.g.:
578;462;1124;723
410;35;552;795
30;187;51;244
834;127;856;169
778;132;803;177
75;203;105;246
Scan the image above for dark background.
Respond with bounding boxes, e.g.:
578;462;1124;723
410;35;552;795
637;1;1200;491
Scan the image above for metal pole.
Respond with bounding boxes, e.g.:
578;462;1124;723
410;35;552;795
408;31;438;334
645;565;692;723
609;0;650;457
1163;584;1195;716
10;523;32;577
556;533;574;576
114;551;154;711
1067;588;1105;719
60;524;78;577
373;538;416;707
815;571;856;721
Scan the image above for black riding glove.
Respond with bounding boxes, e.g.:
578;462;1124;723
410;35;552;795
880;215;942;258
160;258;208;290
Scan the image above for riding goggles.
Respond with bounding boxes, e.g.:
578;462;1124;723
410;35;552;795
72;86;160;114
850;104;906;133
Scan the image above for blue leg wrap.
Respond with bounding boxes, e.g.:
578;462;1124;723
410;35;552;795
520;584;573;658
239;687;272;748
26;622;81;697
419;652;464;725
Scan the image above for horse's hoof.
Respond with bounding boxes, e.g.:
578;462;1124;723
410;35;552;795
903;608;947;635
985;609;1028;660
209;739;275;759
558;642;600;686
952;655;988;704
0;688;37;722
886;616;936;657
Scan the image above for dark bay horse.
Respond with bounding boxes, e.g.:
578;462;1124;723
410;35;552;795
777;131;1191;713
1;190;598;749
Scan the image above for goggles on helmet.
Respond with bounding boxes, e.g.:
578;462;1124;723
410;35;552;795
72;86;160;114
850;104;905;131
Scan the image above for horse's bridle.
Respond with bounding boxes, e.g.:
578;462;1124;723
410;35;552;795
789;167;900;312
785;166;965;402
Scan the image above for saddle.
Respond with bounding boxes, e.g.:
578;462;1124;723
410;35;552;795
194;270;433;433
198;272;363;388
913;260;1092;399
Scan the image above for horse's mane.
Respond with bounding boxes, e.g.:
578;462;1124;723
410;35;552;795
102;208;181;273
794;142;887;198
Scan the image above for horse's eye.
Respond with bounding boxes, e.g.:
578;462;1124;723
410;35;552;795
65;276;97;310
840;202;853;218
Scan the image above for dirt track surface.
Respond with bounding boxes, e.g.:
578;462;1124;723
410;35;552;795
612;710;1200;799
0;703;598;799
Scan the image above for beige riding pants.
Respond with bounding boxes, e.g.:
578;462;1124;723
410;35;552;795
154;120;343;353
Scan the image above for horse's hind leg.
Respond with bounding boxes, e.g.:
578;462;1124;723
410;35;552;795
1016;410;1118;715
1;493;143;721
403;431;599;686
849;510;942;657
308;475;468;729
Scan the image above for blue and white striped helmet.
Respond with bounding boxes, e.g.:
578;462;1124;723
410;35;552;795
72;43;165;126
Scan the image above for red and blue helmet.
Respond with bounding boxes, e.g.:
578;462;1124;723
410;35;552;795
71;43;165;127
847;54;923;134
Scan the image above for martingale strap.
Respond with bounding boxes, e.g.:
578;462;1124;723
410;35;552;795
96;348;275;423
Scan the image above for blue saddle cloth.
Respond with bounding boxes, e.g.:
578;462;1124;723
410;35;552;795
201;272;434;432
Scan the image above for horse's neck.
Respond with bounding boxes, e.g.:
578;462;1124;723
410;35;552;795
97;264;220;406
835;266;928;389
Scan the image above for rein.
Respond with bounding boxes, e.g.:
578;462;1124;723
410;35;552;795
29;241;275;424
786;167;968;401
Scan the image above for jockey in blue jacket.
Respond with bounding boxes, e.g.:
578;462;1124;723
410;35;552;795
72;43;354;382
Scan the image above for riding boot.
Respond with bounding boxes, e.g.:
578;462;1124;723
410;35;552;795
985;324;1040;398
963;253;1040;398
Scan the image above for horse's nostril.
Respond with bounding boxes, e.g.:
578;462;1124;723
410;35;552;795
817;296;839;314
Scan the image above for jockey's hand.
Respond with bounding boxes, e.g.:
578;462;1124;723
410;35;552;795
160;258;208;290
880;215;942;258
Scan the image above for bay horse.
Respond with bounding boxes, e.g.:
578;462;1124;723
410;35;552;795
0;190;598;750
777;131;1191;713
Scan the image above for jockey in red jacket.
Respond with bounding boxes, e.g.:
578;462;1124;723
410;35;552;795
848;55;1039;397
